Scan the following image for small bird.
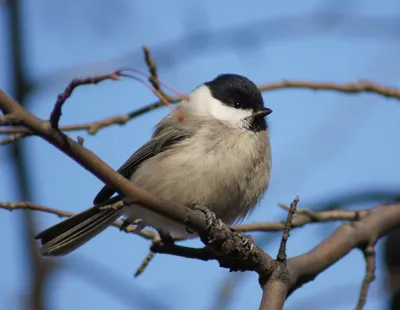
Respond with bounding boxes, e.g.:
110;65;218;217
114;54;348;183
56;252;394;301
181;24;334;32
35;73;272;256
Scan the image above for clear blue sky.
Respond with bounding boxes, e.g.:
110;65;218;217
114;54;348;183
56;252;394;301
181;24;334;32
1;1;400;309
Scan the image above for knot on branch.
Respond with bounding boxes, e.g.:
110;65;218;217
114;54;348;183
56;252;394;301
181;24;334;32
259;260;291;288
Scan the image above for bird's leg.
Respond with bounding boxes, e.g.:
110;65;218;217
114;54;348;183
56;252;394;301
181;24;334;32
120;218;147;233
158;230;175;245
119;218;131;232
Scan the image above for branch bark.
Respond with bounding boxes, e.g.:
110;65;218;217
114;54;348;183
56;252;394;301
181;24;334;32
287;204;400;298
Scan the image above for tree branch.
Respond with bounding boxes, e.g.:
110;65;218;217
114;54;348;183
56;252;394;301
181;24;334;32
276;197;299;263
3;202;400;308
287;203;400;308
1;79;399;144
0;201;157;240
2;69;400;309
49;72;120;129
0;88;282;308
356;241;377;310
143;45;162;93
0;200;376;238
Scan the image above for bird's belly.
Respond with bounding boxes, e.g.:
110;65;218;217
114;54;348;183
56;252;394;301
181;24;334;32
124;134;269;238
124;154;242;239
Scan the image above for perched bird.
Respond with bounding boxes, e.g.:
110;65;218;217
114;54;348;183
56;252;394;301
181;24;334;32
35;73;273;256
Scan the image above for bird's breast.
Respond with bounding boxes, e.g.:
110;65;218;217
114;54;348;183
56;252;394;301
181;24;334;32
131;127;271;224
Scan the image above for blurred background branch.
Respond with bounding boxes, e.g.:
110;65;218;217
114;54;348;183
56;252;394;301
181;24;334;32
6;2;56;310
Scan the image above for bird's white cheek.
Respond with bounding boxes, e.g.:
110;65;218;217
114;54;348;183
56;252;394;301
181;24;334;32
209;102;253;125
183;85;253;127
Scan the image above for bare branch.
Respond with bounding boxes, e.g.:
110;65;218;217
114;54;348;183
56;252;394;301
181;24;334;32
143;45;162;93
2;79;399;144
257;80;400;99
356;242;377;310
0;200;382;242
0;201;157;240
2;191;400;307
258;197;299;310
1;201;75;217
0;114;20;126
277;196;299;263
49;72;120;129
0;88;275;280
2;74;400;309
0;200;377;239
287;204;400;300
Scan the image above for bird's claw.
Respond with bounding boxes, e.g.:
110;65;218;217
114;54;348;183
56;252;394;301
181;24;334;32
191;205;216;230
237;233;255;255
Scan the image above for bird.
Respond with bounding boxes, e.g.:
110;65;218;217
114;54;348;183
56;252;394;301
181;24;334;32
34;73;272;256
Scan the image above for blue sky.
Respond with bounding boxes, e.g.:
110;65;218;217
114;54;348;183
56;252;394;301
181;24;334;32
1;1;400;309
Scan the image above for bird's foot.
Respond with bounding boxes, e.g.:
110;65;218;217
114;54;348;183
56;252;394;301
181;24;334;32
190;205;217;230
235;230;255;256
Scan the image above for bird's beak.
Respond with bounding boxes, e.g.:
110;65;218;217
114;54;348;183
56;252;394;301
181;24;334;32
253;107;273;118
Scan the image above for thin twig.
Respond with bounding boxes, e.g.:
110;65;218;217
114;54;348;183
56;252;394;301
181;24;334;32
49;72;120;129
2;80;400;143
257;80;400;99
0;114;19;126
0;201;376;239
134;251;157;278
1;132;26;144
277;196;299;263
0;200;378;242
143;46;162;93
118;71;184;121
259;197;299;310
355;242;377;310
0;201;157;240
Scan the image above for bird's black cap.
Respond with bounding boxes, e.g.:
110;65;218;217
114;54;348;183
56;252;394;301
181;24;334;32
205;74;271;131
205;74;266;112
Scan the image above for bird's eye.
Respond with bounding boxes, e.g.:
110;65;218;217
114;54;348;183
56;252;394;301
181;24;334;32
233;102;242;109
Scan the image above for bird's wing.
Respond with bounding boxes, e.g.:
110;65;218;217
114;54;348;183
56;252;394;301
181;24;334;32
93;115;192;204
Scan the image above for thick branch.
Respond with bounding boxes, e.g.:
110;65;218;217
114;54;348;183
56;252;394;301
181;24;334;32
287;204;400;304
3;202;399;308
0;88;275;285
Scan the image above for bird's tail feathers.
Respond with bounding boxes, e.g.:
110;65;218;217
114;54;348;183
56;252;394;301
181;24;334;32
34;198;124;256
